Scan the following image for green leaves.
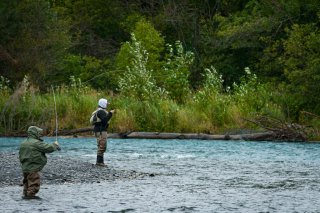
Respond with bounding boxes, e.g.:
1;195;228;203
1;0;320;123
118;34;164;101
0;0;71;89
163;41;194;103
116;20;194;103
115;19;165;78
282;23;320;114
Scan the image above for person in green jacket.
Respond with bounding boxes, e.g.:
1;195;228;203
19;126;60;199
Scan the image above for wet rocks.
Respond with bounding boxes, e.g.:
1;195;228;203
0;152;150;187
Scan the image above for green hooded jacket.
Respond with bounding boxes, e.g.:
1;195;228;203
19;126;58;172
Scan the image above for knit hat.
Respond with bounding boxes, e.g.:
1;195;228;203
98;98;108;109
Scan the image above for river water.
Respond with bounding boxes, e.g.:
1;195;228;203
1;137;320;212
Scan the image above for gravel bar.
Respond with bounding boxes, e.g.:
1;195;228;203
0;152;153;187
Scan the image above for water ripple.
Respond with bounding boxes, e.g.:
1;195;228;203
1;138;320;212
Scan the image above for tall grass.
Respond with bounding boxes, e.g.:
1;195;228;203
0;81;279;135
0;76;110;135
2;73;318;138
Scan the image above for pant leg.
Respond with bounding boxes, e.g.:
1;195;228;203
23;173;29;196
95;131;107;156
26;172;40;196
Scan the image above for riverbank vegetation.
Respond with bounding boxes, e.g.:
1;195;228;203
0;1;319;139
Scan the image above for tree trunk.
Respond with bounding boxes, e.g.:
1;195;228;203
46;127;278;141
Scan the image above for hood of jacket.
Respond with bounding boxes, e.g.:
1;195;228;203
27;126;43;140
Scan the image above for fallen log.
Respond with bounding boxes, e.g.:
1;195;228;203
124;132;227;140
125;131;276;141
49;127;277;141
229;131;275;141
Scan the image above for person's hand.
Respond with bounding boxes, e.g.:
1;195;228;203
110;109;116;114
54;141;61;151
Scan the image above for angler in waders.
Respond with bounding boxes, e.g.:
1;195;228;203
19;126;60;199
91;98;114;166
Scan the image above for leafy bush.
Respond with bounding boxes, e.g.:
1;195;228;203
193;66;224;104
162;41;194;103
232;67;283;123
118;34;165;101
282;23;320;116
58;54;112;90
115;19;165;82
0;76;11;93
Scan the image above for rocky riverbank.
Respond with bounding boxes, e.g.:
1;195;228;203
0;152;153;187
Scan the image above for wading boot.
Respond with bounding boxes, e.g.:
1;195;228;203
96;155;106;167
22;194;41;200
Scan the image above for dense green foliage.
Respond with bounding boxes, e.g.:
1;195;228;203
0;0;319;135
0;73;281;135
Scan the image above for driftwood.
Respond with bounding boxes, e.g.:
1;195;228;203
120;131;275;141
48;127;276;141
244;116;316;142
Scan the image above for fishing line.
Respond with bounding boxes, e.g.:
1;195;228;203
81;69;173;84
51;85;58;142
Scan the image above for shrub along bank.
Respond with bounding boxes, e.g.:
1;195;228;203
0;73;318;141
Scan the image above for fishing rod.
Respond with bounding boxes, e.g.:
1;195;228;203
51;85;60;150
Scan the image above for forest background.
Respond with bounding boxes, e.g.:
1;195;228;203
0;0;319;139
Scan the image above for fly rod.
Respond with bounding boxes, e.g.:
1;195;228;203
51;85;60;150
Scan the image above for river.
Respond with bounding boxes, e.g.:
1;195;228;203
1;137;320;212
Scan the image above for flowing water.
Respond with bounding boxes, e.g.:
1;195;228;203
1;137;320;212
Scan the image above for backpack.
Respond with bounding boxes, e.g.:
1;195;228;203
89;109;102;125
